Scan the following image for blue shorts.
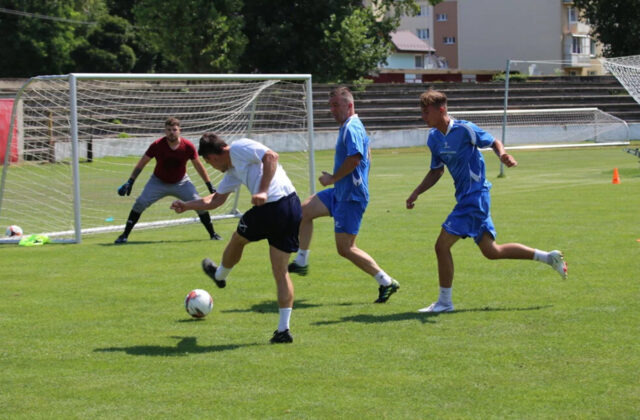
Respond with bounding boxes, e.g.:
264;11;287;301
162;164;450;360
317;188;367;235
442;190;496;244
237;193;302;253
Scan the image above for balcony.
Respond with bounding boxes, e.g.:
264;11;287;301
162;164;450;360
566;53;592;67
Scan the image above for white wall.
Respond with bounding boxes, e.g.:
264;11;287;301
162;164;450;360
52;123;639;160
456;0;563;70
384;53;418;69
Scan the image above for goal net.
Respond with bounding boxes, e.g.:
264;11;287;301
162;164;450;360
491;59;630;147
601;55;640;106
0;74;314;243
450;108;629;146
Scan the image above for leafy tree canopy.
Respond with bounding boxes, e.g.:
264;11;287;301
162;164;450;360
71;14;136;72
573;0;640;57
0;0;93;76
132;0;246;73
239;0;420;83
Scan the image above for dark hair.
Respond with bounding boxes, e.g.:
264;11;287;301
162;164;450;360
419;90;448;109
165;117;181;127
198;133;228;156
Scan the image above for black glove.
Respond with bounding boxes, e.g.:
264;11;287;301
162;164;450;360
206;181;216;194
117;178;135;196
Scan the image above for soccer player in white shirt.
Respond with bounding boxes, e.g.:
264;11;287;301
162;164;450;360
171;133;301;343
406;89;567;313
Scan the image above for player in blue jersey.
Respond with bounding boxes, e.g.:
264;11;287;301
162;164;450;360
288;86;400;303
406;89;567;313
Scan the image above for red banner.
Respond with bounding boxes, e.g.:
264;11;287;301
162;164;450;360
0;99;18;164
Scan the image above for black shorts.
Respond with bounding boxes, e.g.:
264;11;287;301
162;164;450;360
236;193;302;253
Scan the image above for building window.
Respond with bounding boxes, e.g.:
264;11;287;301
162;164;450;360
415;55;425;69
572;36;582;54
443;36;456;45
590;38;596;56
417;28;430;40
436;13;447;21
417;5;429;17
568;7;578;23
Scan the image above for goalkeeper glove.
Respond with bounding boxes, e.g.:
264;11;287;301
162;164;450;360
206;181;216;194
117;178;135;196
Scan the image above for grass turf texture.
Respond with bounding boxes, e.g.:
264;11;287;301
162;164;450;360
1;145;639;418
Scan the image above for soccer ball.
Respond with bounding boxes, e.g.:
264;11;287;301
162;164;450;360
5;225;23;237
184;289;213;318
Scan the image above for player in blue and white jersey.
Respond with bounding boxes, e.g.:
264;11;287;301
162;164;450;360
288;87;400;303
406;89;567;313
171;133;301;343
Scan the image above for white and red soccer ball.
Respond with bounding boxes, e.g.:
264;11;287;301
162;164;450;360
5;225;23;237
184;289;213;318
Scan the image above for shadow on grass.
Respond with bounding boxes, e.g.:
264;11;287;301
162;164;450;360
312;304;552;326
221;299;350;314
100;238;211;247
94;336;259;356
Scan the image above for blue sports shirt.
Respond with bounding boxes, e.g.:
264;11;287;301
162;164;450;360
333;114;370;203
428;118;495;201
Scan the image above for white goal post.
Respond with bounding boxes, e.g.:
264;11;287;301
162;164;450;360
0;73;315;243
492;59;630;176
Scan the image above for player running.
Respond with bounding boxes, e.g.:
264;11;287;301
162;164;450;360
171;134;301;344
288;86;400;303
406;89;567;313
114;117;220;244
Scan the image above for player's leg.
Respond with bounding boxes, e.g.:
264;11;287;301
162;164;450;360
477;233;535;260
334;232;379;274
334;232;400;303
115;175;166;243
202;231;249;288
174;176;220;240
269;245;294;344
477;233;567;279
419;228;460;313
289;192;330;275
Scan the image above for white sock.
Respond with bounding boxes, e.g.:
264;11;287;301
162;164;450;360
439;286;452;305
278;307;292;332
215;264;231;280
374;270;392;286
533;249;550;264
294;249;309;266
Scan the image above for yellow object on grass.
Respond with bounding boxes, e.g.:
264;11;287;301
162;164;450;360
18;234;50;246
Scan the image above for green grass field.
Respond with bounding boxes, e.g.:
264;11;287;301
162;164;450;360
2;145;639;419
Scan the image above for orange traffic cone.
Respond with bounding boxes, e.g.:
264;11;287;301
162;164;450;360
612;168;621;184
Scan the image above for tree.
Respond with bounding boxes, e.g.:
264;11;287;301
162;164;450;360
0;1;84;76
573;0;640;57
71;15;136;72
132;0;246;73
239;0;420;83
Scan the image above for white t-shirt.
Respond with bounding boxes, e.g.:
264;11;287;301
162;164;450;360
216;138;295;203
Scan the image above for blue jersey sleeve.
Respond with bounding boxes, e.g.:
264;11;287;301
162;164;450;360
344;126;366;157
427;132;444;170
466;121;494;148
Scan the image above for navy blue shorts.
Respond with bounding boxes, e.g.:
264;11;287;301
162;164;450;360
236;193;302;253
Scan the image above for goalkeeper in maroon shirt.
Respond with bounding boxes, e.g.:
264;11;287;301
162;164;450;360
114;117;221;244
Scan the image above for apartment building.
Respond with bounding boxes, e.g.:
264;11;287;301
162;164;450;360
377;0;602;80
